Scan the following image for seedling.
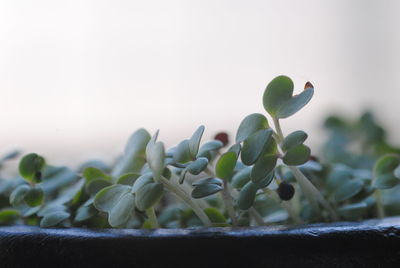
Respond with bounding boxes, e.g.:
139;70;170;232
1;75;400;228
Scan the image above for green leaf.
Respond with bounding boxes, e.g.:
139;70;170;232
94;184;132;212
334;179;363;202
19;153;45;182
0;209;20;225
241;129;273;165
75;205;97;222
111;128;151;178
204;207;228;226
192;177;223;186
251;154;277;183
40;211;70;227
198;140;224;153
282;130;308;151
237;182;258;210
10;184;30;206
231;167;252;189
116;172;141;186
173;140;192;164
263;75;294;116
145;130;159;158
132;173;154;193
109;192;135;227
282;144;311;166
338;202;367;220
216;152;237;179
372;173;399;189
227;143;241;157
186;157;209;175
191;184;222;199
254;171;274;189
24;187;44;207
276;88;314;118
189;125;205;157
135;183;164;211
374;154;400;176
235;113;269;143
147;142;165;180
85;179;112;196
82;167;111;183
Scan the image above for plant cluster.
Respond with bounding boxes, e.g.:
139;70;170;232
1;75;400;228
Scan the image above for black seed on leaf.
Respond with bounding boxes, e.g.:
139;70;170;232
277;182;295;201
214;132;229;146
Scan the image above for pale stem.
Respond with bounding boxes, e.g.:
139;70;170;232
273;117;338;221
374;189;385;219
230;187;265;226
159;176;212;227
146;207;160;228
205;165;239;226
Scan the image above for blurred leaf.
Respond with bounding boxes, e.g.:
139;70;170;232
147;142;165;180
0;209;20;225
189;126;205;157
109;192;135;227
216;152;237;179
173;140;192;164
187;157;209;175
228;143;241;157
86;179;112;196
282;131;308;151
40;211;70;227
132;173;154;193
338;202;367;220
75;204;97;222
372;173;399;189
83;167;111;183
10;184;30;206
235;113;269;143
111;128;151;178
241;129;273;165
334;179;363;202
24;186;44;207
19;153;45;183
282;144;311;166
251;154;277;184
374;154;400;176
116;172;141;186
231;167;252;189
192;177;223;186
94;184;132;213
135;183;164;211
191;184;222;199
204;207;228;227
237;182;258;210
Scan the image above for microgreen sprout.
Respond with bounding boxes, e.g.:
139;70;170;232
1;76;400;228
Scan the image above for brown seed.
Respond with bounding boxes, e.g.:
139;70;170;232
214;132;229;146
304;81;314;90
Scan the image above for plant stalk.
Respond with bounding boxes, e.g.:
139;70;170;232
273;117;338;221
146;207;160;228
374;189;385;219
221;180;239;226
159;176;212;227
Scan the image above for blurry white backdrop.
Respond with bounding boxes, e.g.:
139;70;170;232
0;0;399;167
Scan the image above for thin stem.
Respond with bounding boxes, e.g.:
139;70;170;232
222;180;239;226
273;117;338;221
374;189;385;219
146;207;160;228
249;208;265;226
159;176;212;227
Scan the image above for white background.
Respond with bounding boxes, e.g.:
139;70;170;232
0;0;399;167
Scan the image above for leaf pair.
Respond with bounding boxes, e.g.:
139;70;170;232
263;75;314;119
372;155;400;189
191;178;223;199
19;153;46;183
10;184;44;208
